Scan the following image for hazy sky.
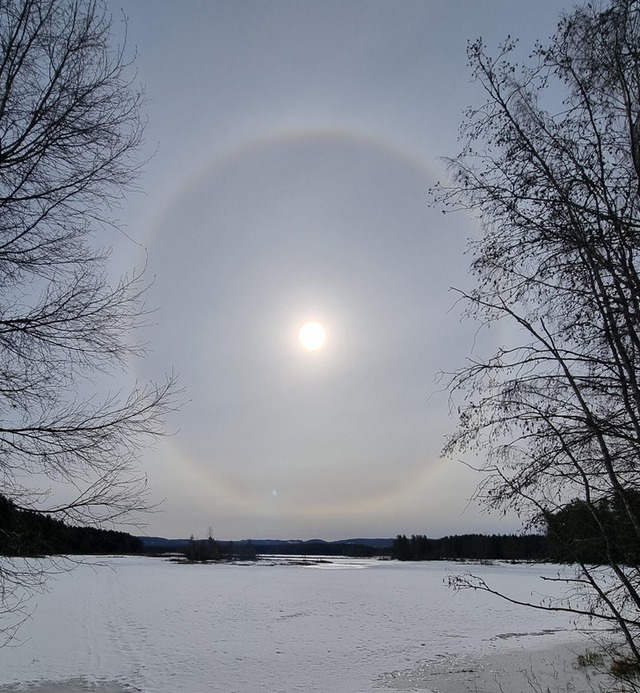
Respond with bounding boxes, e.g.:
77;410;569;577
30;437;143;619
104;0;577;541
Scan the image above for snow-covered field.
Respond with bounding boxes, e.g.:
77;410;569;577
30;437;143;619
0;556;609;692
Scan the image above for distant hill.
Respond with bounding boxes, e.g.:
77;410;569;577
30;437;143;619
335;538;394;549
138;536;394;554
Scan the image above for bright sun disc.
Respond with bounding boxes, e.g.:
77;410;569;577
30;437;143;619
299;321;326;350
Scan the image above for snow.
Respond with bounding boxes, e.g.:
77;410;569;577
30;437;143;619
0;556;606;692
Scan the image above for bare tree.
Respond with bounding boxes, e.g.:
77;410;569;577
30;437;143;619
436;0;640;676
0;0;177;642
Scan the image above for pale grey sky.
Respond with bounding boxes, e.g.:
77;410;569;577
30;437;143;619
105;0;577;540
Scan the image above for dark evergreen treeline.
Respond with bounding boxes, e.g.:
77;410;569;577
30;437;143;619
230;540;381;558
0;494;143;556
392;533;548;561
394;495;640;563
183;534;223;561
546;492;640;565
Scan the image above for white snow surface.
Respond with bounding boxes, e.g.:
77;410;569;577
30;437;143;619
0;556;599;692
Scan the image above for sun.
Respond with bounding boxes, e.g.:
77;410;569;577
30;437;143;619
298;321;326;350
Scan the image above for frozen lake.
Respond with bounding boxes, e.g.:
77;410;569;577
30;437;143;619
0;556;603;692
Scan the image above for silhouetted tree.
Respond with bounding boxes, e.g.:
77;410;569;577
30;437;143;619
184;529;221;562
437;0;640;671
0;0;178;645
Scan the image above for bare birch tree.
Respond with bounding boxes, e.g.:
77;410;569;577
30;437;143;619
437;0;640;675
0;0;177;642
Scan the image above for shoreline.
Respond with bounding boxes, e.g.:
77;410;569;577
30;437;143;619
378;640;615;692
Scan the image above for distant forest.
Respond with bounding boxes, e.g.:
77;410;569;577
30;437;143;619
0;494;143;556
392;533;547;561
1;492;623;565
